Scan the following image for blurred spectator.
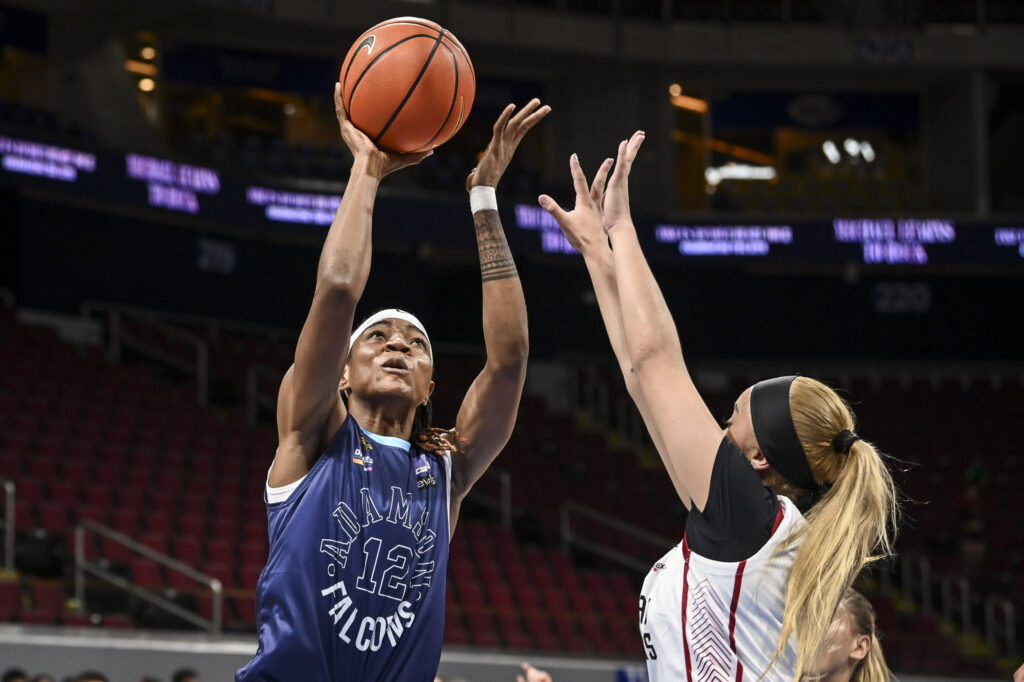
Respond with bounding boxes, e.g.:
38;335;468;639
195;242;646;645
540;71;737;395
2;670;28;682
75;673;108;682
516;663;553;682
171;670;198;682
30;676;56;682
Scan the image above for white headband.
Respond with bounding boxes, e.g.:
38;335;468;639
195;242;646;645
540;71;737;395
349;308;432;363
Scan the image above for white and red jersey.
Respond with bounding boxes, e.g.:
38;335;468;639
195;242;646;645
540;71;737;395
639;496;806;682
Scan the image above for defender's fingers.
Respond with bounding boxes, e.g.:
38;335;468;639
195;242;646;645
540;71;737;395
590;157;613;198
538;194;570;226
622;130;645;165
568;154;592;200
608;139;628;183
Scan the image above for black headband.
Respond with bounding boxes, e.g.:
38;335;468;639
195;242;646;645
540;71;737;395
749;375;818;492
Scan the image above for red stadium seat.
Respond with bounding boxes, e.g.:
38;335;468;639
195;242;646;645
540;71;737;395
0;581;23;613
131;559;165;589
172;537;202;566
21;610;58;625
206;539;235;565
239;565;263;590
61;611;95;627
29;580;65;613
443;610;468;645
178;513;206;538
100;613;134;629
240;540;268;565
38;502;74;537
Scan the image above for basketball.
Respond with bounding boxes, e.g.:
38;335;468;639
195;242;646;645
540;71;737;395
340;17;476;154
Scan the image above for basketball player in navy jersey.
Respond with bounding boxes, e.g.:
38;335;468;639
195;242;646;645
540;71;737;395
236;85;549;681
539;136;899;681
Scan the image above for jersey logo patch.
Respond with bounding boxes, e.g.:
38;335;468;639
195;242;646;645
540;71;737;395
352;448;374;471
652;561;666;572
413;454;437;490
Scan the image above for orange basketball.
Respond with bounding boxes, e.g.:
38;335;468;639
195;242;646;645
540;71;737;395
340;17;475;154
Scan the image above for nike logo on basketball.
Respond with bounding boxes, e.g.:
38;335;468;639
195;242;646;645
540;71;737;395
355;35;375;57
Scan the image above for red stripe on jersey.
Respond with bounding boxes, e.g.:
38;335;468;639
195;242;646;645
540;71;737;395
680;541;693;682
728;559;747;682
771;501;785;534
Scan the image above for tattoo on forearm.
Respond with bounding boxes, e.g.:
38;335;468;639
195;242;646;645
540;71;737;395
474;210;519;282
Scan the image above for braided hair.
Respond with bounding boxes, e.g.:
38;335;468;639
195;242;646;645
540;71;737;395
339;390;466;456
411;398;467;456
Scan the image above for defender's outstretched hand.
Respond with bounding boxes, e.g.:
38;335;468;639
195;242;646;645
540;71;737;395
467;98;551;190
334;82;433;178
603;130;645;232
537;154;613;256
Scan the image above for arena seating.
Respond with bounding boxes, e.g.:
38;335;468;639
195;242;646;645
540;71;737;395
0;300;1016;672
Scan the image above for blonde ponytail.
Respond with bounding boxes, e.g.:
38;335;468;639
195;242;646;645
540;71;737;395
771;378;900;681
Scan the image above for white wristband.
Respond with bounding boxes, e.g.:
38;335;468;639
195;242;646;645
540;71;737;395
470;186;498;214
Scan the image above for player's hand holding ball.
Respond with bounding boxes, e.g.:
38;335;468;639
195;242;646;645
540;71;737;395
340;17;475;154
333;82;432;179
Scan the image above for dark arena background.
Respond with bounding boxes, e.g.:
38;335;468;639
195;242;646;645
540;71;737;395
0;0;1022;680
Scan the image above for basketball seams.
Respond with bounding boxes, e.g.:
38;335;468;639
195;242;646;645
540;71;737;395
368;18;443;35
441;35;474;81
340;18;474;153
344;34;437;116
372;28;448;149
420;43;460;150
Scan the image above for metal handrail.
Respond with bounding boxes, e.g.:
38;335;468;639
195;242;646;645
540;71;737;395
941;572;972;636
74;519;223;634
900;552;932;615
246;363;282;427
465;467;513;528
81;299;297;344
984;594;1017;657
561;500;673;574
82;302;210;407
0;478;15;576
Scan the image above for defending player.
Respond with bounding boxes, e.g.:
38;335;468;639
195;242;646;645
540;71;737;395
236;86;548;681
806;588;892;682
538;135;899;681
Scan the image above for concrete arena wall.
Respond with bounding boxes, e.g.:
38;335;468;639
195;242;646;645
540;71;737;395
0;626;1004;682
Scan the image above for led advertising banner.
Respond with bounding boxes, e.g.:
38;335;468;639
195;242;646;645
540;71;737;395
1;129;1021;268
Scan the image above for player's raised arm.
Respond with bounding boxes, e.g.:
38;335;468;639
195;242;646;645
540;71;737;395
537;155;690;506
449;99;550;513
603;132;722;512
272;83;432;487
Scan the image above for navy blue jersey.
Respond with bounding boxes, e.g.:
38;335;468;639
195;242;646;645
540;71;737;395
237;414;451;682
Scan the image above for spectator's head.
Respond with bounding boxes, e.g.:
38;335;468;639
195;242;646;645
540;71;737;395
2;669;28;682
75;673;108;682
30;676;57;682
171;670;198;682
